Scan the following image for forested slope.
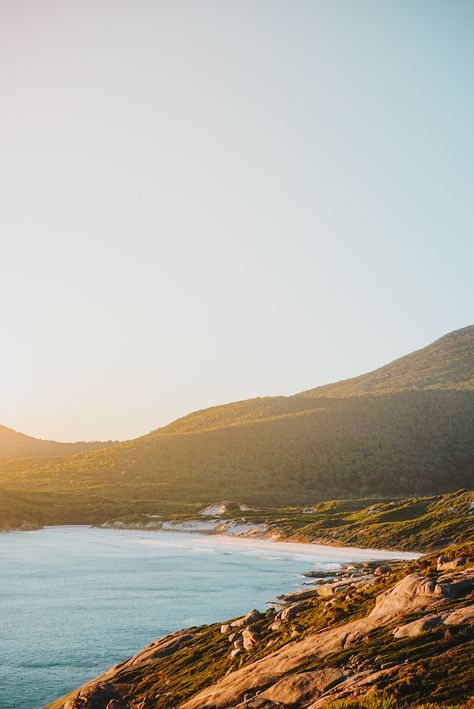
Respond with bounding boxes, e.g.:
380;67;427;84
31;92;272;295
0;326;472;528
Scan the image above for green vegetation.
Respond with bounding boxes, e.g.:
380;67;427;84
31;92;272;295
325;696;399;709
267;490;474;551
325;692;467;708
1;326;472;529
108;490;472;553
0;390;472;529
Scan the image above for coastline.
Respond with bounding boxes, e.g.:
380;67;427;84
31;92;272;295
96;520;420;563
4;521;422;560
21;522;422;562
43;528;472;709
99;524;421;562
9;525;471;708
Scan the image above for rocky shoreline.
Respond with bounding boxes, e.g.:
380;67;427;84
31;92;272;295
46;547;474;708
220;559;407;663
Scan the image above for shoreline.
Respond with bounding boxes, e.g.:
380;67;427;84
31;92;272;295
33;523;421;562
98;522;422;560
42;526;454;709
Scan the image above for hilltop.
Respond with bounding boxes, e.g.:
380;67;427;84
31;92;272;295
298;325;474;398
0;326;473;529
0;425;116;461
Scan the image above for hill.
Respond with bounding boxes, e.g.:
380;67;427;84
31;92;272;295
0;424;116;461
298;324;474;399
0;326;473;528
145;324;474;437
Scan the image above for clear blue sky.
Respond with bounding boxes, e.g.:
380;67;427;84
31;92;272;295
1;1;473;441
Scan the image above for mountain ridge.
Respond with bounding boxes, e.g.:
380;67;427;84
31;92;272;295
142;324;473;438
297;324;474;400
3;325;473;446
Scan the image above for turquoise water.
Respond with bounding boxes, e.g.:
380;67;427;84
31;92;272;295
0;526;413;709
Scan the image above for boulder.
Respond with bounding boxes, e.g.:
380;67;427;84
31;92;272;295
314;583;339;597
393;615;442;638
291;623;306;637
242;626;260;651
220;624;230;634
434;570;474;599
437;557;467;571
278;588;323;602
278;602;306;622
370;569;474;620
280;582;345;603
72;682;127;709
259;668;345;705
437;554;449;569
374;565;392;576
369;574;438;618
443;605;474;626
231;609;261;628
64;700;86;709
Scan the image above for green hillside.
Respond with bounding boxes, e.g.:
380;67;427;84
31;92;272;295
0;326;472;528
147;325;474;438
154;396;319;435
0;424;116;461
298;324;474;399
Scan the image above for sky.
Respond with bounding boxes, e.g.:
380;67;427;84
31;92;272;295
0;0;473;442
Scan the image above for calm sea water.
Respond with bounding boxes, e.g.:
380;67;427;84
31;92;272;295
0;526;415;709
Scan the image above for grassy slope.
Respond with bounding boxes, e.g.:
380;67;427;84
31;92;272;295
265;490;474;551
0;327;472;528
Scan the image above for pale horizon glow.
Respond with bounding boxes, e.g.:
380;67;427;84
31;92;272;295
1;1;473;442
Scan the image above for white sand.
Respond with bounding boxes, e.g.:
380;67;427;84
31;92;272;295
132;528;420;562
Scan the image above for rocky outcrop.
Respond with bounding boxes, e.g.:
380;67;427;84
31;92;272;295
51;630;197;709
182;568;474;708
219;610;264;658
230;609;261;628
47;563;474;709
437;555;474;571
63;681;128;709
368;569;474;619
393;614;443;638
444;603;474;626
257;668;345;705
242;626;260;651
393;599;474;638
